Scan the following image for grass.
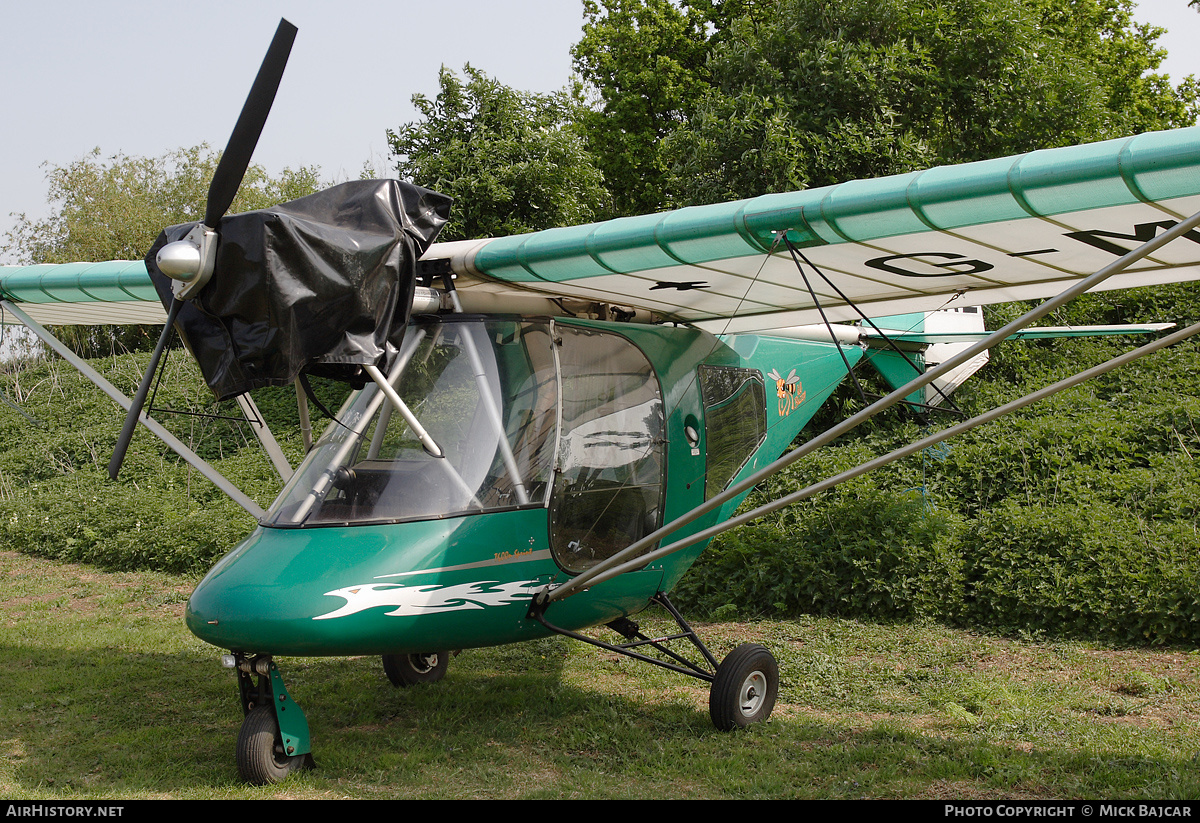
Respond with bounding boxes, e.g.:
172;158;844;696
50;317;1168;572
1;550;1198;799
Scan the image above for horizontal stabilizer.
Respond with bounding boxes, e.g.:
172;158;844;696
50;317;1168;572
863;322;1176;345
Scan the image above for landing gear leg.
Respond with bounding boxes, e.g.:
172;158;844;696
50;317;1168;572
528;591;779;730
232;653;314;785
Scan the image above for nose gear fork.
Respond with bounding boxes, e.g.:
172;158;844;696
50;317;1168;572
232;653;315;784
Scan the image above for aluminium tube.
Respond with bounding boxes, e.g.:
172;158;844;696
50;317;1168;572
547;208;1200;603
568;319;1200;591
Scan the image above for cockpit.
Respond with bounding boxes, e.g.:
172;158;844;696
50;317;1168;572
264;317;666;573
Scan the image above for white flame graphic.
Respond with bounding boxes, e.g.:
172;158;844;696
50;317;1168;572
313;579;541;620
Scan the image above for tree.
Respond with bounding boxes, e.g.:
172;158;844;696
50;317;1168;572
1027;0;1198;136
573;0;1198;210
571;0;719;216
669;0;1198;205
2;145;322;355
387;65;610;241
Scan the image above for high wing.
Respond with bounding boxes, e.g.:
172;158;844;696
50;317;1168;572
3;126;1200;331
440;125;1200;332
0;261;165;326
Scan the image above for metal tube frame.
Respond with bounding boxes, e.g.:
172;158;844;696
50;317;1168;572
528;592;720;683
545;208;1200;604
2;299;265;519
234;392;294;482
290;330;430;522
362;363;484;508
295;378;313;453
363;364;445;458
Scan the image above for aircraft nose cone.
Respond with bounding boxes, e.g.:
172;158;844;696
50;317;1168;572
185;525;398;656
186;510;557;657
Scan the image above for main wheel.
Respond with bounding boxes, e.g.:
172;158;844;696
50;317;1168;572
236;705;307;785
709;643;778;731
382;651;450;687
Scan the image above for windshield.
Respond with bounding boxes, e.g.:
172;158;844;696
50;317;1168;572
265;318;558;527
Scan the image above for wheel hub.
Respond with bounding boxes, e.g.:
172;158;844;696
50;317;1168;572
739;670;767;716
412;653;439;673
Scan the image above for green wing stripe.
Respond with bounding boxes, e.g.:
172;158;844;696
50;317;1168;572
0;261;156;304
474;127;1200;284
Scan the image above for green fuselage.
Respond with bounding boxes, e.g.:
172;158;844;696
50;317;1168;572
185;317;861;656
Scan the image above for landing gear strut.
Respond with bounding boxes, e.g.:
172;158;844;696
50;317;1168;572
528;592;779;730
232;653;314;785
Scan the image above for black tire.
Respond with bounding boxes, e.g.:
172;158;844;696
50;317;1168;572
709;643;778;731
236;705;306;785
382;651;449;687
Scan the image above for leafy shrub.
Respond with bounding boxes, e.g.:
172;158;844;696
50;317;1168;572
674;481;965;622
958;500;1200;644
0;353;279;574
677;328;1200;645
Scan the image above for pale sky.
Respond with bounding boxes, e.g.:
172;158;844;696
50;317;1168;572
1;0;1197;264
0;0;586;261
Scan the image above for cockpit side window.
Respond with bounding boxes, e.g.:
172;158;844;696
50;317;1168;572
698;365;766;499
550;326;665;574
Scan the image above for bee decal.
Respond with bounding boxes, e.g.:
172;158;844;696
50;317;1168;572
767;368;806;417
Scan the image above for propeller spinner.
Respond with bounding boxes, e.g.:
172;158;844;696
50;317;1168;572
108;18;298;480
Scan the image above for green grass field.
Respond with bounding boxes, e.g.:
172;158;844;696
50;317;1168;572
1;550;1197;799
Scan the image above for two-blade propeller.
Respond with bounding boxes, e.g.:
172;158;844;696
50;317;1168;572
108;18;298;481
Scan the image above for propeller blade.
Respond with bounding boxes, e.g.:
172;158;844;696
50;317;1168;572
108;298;185;480
204;18;298;228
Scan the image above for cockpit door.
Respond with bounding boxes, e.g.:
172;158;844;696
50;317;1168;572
549;324;666;574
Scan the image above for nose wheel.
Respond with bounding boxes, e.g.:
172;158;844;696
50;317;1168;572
709;643;778;730
237;705;312;785
232;654;314;784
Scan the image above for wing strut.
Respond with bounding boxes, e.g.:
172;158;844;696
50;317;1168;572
541;206;1200;605
233;393;293;482
295;379;313;453
1;300;265;519
558;317;1200;593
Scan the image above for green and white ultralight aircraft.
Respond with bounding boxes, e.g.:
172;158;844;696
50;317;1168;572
3;20;1200;784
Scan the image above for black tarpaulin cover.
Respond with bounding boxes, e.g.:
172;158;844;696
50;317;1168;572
146;179;452;400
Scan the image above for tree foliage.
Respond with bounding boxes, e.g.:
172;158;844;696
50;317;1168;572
4;145;322;266
562;1;1200;640
1028;0;1198;135
668;0;1198;205
571;0;719;216
572;0;1198;211
387;65;609;241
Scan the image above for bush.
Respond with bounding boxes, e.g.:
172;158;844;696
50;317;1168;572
0;352;279;574
674;481;965;622
958;500;1200;644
